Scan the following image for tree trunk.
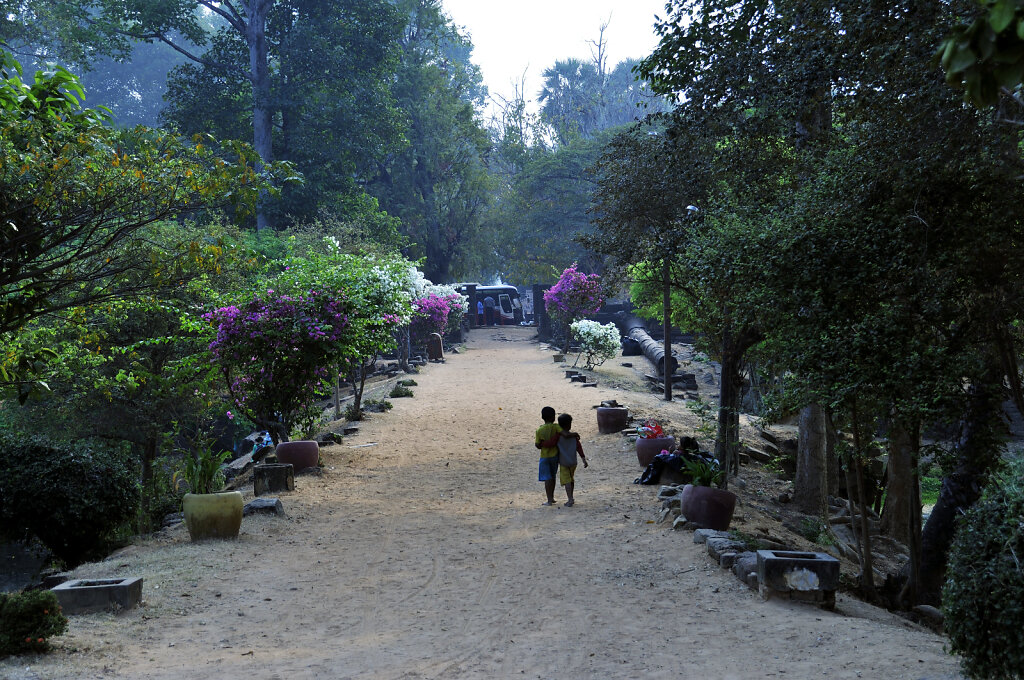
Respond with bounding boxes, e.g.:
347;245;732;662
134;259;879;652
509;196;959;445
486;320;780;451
914;373;1004;605
794;403;828;516
714;325;762;487
881;419;918;547
825;410;840;497
334;365;342;420
851;397;877;601
662;259;672;402
245;0;273;231
139;435;157;531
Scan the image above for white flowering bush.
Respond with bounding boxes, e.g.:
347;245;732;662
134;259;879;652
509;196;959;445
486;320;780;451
571;320;620;369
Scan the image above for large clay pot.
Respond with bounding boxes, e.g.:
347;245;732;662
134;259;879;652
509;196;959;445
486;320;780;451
636;436;675;467
275;440;320;471
596;407;629;434
679;484;737;531
182;491;244;540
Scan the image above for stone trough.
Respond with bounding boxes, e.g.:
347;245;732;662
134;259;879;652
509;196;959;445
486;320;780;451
52;576;143;615
757;549;839;609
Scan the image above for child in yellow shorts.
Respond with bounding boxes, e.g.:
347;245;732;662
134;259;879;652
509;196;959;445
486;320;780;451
555;413;588;506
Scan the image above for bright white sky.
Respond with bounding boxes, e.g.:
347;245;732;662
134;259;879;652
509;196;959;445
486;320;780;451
441;0;668;119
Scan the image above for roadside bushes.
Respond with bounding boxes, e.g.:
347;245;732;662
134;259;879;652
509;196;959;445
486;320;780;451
0;590;68;657
0;437;140;567
943;456;1024;680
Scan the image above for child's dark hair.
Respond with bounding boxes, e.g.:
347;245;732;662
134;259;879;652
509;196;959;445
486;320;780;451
557;413;572;429
541;406;556;422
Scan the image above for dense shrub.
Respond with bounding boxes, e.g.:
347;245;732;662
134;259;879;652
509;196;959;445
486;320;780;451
0;590;69;657
0;436;140;567
943;457;1024;680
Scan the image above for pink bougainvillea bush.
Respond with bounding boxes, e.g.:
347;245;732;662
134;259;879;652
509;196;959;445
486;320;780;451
411;291;467;339
543;263;604;351
205;289;354;443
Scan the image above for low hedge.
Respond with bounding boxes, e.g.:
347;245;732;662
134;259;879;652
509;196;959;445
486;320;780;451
943;456;1024;679
0;590;68;657
0;436;140;567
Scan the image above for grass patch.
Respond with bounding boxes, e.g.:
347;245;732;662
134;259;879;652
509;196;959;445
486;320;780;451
389;385;414;398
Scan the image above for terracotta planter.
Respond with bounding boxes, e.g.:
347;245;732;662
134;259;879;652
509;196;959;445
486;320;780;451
679;483;737;531
596;407;629;434
182;491;243;540
275;440;320;471
636;436;674;467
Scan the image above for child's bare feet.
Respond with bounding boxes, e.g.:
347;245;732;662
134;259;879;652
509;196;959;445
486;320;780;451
542;501;554;506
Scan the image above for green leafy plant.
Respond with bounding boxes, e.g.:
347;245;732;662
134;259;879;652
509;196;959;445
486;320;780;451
0;436;140;567
685;458;724;487
173;433;231;496
0;590;68;657
687;397;718;439
398;379;417;387
364;399;393;412
389;384;414;398
943;457;1024;680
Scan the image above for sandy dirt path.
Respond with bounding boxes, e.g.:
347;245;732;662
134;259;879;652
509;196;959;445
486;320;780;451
2;327;962;680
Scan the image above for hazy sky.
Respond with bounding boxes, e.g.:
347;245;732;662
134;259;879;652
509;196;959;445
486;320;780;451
441;0;668;117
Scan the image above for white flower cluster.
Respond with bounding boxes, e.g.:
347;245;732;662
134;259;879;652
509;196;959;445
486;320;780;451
570;320;621;369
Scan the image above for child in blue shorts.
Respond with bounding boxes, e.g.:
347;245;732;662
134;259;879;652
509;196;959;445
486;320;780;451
534;406;561;506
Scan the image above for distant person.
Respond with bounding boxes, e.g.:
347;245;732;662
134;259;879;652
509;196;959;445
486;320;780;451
534;406;561;506
483;295;496;326
477;299;484;325
554;413;588;507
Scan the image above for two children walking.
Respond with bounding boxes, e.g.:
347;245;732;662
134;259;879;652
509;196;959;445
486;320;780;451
534;406;588;507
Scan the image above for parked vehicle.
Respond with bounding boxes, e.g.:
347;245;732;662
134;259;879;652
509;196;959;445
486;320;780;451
455;283;523;324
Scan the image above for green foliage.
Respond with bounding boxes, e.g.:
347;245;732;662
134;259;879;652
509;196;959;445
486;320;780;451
684;458;724;487
943;457;1024;679
173;433;230;496
161;0;405;227
686;396;718;439
920;471;944;508
0;590;69;658
398;379;417;387
389;384;414;398
364;399;393;412
940;0;1024;107
0;49;297;395
0;436;140;567
796;517;834;546
364;0;492;282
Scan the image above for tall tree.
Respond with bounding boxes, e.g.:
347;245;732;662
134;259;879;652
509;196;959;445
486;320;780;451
158;0;406;228
365;0;492;283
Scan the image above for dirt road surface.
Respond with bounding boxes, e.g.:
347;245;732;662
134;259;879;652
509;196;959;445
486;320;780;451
1;327;962;680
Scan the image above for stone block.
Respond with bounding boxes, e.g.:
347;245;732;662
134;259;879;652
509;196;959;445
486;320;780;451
706;537;747;560
693;528;730;544
756;549;840;598
657;485;681;499
52;577;143;615
719;551;739;569
732;551;759;579
254;463;295;496
571;374;587;382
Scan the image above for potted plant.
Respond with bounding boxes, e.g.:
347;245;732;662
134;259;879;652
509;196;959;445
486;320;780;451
174;435;243;540
635;419;675;467
680;459;737;531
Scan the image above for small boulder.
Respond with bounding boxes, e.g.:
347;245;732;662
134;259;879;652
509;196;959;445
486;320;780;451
243;498;285;517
